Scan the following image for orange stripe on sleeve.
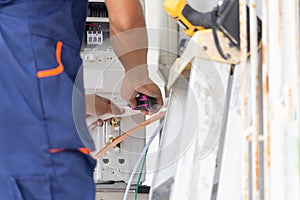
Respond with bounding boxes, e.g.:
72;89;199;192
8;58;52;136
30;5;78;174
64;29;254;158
78;148;91;155
48;148;91;155
36;41;64;78
49;148;65;153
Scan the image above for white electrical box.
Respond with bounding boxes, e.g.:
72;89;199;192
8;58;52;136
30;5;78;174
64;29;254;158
82;0;147;187
81;43;146;185
91;113;146;184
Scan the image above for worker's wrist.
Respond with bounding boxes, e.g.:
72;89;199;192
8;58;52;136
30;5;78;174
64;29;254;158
123;65;150;89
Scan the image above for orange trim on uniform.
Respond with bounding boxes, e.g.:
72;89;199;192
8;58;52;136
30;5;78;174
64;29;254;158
49;148;65;153
48;148;91;155
36;41;64;78
78;148;91;155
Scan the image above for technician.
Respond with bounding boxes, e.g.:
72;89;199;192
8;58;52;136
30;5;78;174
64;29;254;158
0;0;162;199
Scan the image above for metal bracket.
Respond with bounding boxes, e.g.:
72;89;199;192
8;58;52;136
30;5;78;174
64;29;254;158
167;29;240;90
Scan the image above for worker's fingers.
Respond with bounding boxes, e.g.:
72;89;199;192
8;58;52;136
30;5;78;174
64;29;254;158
140;110;148;115
86;94;125;116
126;91;139;109
135;83;163;115
98;96;125;115
122;84;163;115
96;119;104;126
107;100;126;115
88;119;105;132
88;122;97;132
120;66;163;115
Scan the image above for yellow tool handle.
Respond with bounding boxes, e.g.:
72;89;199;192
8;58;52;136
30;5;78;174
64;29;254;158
164;0;205;36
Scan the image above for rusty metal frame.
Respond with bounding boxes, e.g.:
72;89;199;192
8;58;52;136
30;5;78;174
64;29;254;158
149;0;300;199
242;0;300;199
239;1;251;200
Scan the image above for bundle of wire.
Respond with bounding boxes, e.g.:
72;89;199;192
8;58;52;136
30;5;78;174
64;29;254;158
123;119;165;200
134;148;148;200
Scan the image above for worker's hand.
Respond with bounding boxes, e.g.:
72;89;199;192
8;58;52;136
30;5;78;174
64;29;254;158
121;66;163;115
86;94;125;126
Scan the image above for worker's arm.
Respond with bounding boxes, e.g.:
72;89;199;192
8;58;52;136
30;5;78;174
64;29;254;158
106;0;163;115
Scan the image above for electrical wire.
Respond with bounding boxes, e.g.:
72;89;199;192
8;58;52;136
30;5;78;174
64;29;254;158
134;148;149;200
123;119;165;200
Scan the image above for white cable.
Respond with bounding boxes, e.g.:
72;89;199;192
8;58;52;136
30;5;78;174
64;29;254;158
123;119;165;200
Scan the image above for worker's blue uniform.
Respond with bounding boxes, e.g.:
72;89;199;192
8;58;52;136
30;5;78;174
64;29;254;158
0;0;96;199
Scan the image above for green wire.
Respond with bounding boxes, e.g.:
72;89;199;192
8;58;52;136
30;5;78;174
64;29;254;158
134;148;149;200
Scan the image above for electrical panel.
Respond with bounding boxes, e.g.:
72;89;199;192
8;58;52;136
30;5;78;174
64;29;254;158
82;45;147;183
82;0;146;185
